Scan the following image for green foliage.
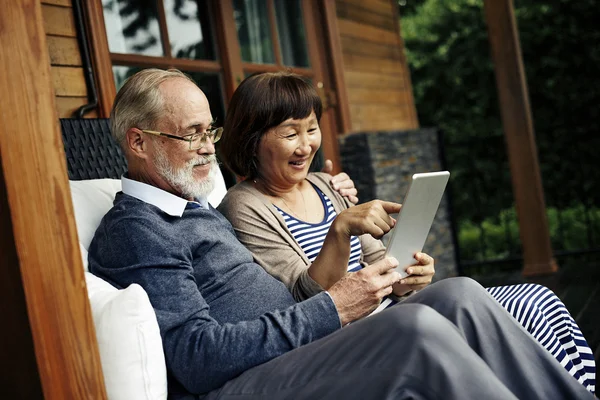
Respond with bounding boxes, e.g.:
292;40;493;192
402;0;509;230
546;206;600;251
460;206;600;261
401;0;600;263
459;208;520;261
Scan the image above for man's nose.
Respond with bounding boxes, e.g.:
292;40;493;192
197;137;216;154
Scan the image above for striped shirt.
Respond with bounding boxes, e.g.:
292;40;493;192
275;184;395;314
274;186;363;271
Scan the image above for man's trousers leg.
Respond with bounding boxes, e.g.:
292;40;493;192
205;303;518;400
401;277;593;399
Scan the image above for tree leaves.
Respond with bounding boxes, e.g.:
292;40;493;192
402;0;600;261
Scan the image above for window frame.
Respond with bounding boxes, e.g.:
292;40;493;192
83;0;348;172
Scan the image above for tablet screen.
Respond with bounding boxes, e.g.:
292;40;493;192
384;171;450;278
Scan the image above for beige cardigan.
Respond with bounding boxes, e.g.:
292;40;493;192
217;172;386;301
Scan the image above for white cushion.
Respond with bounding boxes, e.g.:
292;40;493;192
69;180;162;399
86;272;167;400
70;178;123;258
208;167;228;207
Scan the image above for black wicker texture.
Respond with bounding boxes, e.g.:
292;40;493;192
60;118;127;180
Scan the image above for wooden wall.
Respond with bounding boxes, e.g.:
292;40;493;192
336;0;418;132
41;0;95;118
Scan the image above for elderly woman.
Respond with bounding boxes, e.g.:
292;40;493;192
217;71;595;393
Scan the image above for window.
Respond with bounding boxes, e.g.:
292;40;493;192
85;0;344;173
101;0;225;123
232;0;310;72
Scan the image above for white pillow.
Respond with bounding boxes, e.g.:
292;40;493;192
208;166;228;207
70;181;168;399
86;272;167;400
70;179;122;258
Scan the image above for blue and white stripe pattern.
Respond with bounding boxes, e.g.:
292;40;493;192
274;189;363;272
487;284;596;394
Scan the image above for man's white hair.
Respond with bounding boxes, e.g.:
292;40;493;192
109;68;195;147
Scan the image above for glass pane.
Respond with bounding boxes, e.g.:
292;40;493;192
164;0;216;60
112;65;144;92
182;71;236;187
102;0;164;56
112;67;225;127
182;72;226;129
232;0;275;64
274;0;309;67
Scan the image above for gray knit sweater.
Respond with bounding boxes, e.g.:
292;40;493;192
88;192;340;397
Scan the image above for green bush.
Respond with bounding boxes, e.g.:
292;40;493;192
459;206;600;261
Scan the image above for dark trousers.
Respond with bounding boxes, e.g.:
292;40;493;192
205;277;593;399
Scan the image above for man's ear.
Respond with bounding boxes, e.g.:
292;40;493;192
125;128;149;159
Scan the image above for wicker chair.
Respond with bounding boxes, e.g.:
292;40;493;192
60;118;127;180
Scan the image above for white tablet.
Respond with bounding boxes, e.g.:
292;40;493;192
384;171;450;278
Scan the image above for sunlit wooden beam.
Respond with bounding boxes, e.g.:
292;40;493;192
0;0;107;397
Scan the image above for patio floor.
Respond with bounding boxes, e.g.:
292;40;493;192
470;256;600;373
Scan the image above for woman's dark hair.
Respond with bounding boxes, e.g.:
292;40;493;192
220;71;323;179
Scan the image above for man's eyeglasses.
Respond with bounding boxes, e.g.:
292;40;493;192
141;127;223;150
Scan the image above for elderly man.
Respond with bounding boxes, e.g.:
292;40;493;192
88;69;592;400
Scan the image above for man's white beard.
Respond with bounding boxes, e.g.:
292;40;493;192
154;146;217;200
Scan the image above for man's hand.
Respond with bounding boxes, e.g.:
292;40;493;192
392;252;436;296
328;257;401;325
331;200;401;239
322;159;359;204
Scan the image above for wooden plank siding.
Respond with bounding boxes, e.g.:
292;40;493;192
41;0;95;118
47;35;82;65
336;0;418;132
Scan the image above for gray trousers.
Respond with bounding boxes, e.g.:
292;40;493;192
205;277;593;399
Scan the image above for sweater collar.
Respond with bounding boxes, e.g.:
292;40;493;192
121;175;208;217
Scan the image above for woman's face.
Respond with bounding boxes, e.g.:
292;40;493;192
257;111;321;189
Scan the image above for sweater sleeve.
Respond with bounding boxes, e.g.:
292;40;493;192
88;214;340;394
218;184;324;301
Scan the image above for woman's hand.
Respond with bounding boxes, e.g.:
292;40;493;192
392;252;435;296
314;200;399;289
331;200;401;239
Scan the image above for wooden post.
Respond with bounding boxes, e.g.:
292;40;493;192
214;0;245;101
483;0;558;276
0;1;107;398
305;0;343;174
83;0;116;117
321;0;353;135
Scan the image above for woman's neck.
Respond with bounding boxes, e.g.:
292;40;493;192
253;178;310;220
253;177;302;199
